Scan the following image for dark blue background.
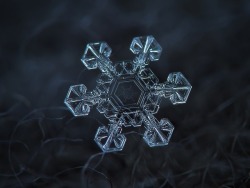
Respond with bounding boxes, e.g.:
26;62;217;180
0;0;250;187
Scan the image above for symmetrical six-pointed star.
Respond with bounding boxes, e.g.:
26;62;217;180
65;36;192;152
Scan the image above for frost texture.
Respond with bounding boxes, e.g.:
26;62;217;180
65;36;192;152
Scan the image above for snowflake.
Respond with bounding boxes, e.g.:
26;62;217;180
65;36;192;152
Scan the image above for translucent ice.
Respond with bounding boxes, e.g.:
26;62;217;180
65;35;192;152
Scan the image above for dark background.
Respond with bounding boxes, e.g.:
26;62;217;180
0;0;250;187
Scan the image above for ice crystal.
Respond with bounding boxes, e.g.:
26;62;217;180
65;36;192;152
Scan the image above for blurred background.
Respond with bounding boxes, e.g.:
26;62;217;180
0;0;250;187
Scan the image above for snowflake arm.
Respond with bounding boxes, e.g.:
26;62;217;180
81;42;116;75
64;84;102;116
141;111;174;147
151;72;192;105
130;35;162;71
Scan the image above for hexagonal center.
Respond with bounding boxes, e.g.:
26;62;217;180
114;80;142;105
